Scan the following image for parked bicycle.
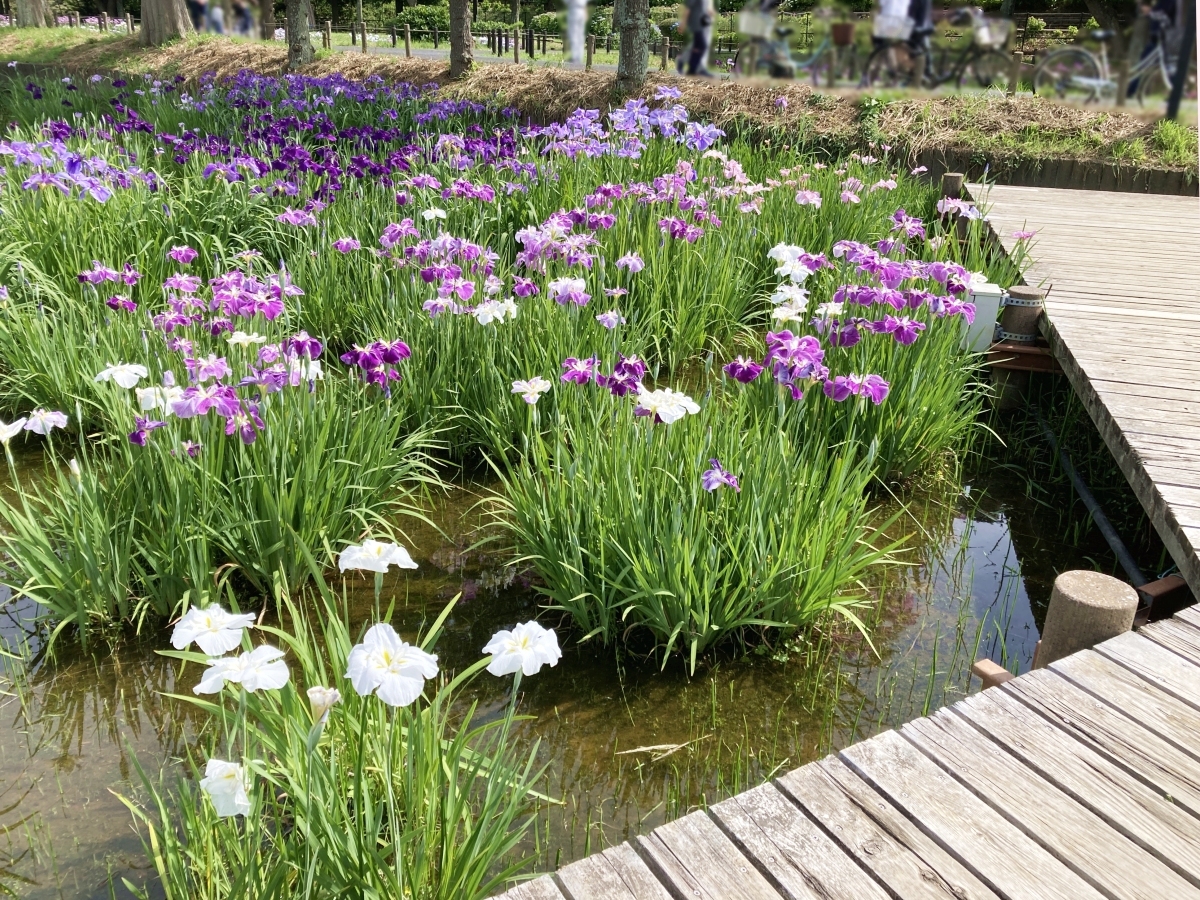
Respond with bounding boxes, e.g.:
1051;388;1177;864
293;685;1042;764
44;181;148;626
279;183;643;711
733;4;856;83
861;7;1012;90
1032;25;1177;105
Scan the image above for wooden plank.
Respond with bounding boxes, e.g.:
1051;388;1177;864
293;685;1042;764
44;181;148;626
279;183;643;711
636;812;784;900
556;844;673;900
779;759;1000;900
840;730;1107;900
1051;650;1200;760
1003;670;1200;820
1140;620;1200;667
1176;605;1200;630
952;689;1200;885
1093;631;1200;712
504;876;569;900
709;782;891;900
904;711;1200;900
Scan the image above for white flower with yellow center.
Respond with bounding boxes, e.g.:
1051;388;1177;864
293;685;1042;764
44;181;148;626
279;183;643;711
483;621;562;677
345;623;439;707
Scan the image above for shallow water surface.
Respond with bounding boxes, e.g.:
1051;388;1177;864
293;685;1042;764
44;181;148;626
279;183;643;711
0;467;1101;898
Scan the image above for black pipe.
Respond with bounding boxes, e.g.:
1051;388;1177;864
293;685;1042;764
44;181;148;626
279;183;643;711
1167;0;1195;121
1034;408;1147;587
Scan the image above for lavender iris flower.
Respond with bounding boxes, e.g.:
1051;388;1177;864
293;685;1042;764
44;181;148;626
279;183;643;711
823;373;890;405
512;277;539;298
285;331;324;360
332;237;361;253
615;252;644;273
598;354;645;397
24;409;68;435
701;459;740;493
186;354;232;383
106;295;137;312
595;310;625;329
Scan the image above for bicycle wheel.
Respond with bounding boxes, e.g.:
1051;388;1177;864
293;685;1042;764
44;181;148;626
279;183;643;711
733;44;758;77
1033;47;1103;101
862;45;908;88
965;49;1012;89
1135;64;1168;107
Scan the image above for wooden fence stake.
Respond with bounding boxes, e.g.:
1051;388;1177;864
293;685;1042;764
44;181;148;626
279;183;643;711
1007;50;1023;96
101;11;109;31
513;27;520;62
404;24;411;57
323;20;331;49
390;24;396;47
660;39;668;70
586;33;594;69
361;21;367;53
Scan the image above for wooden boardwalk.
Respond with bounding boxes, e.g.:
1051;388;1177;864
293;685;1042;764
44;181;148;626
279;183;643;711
499;607;1200;899
971;184;1200;598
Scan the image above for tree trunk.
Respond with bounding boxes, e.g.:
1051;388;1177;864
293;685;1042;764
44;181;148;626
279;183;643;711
140;0;193;45
260;0;276;39
510;0;519;25
449;0;473;78
1082;0;1121;32
615;0;650;90
286;0;314;69
15;0;52;27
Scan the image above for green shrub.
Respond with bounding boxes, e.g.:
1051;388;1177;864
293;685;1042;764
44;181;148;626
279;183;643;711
1025;16;1046;36
530;11;559;33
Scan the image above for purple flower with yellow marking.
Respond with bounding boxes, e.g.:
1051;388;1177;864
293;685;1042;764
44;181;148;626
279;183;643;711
595;309;625;329
332;237;361;253
615;252;644;273
105;295;137;312
598;354;645;397
185;354;232;383
701;459;740;493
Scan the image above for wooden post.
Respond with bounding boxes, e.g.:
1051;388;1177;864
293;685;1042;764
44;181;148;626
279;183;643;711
361;21;367;53
1007;50;1023;96
351;21;356;44
390;24;396;47
586;33;594;69
941;172;964;199
1034;571;1138;669
404;24;411;56
606;32;611;53
660;38;668;70
126;12;134;33
101;11;109;31
433;26;438;48
324;20;331;49
513;27;519;62
827;45;838;87
541;32;546;53
970;659;1014;690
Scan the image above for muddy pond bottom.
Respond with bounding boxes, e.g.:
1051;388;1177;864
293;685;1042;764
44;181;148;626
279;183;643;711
0;468;1100;899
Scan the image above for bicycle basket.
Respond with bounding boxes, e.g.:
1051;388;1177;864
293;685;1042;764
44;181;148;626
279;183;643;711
872;14;914;41
738;9;776;38
975;18;1011;49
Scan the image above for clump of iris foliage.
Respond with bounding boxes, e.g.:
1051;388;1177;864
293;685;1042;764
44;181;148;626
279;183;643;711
0;70;1011;665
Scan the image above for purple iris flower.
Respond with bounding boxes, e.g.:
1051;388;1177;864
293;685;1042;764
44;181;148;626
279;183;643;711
168;245;198;265
364;364;402;397
513;277;539;298
890;208;926;239
340;344;384;369
423;298;458;317
121;264;142;286
129;417;166;446
823;373;891;405
410;174;441;190
185;354;232;383
380;220;419;249
164;273;201;294
332;237;361;253
285;331;324;360
258;344;282;364
868;316;926;345
394;190;411;206
276;208;317;227
764;331;828;400
180;441;201;457
701;459;741;493
105;295;137;313
376;339;411;365
240;365;288;394
615;252;644;273
599;354;645;397
723;357;763;383
225;402;265;445
560;356;600;385
78;262;119;284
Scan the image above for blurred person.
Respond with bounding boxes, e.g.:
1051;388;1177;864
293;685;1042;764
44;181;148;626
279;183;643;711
566;0;587;63
186;0;207;30
232;0;254;35
677;0;716;76
207;0;225;33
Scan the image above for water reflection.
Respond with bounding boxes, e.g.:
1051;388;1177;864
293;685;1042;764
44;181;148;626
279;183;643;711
0;468;1090;897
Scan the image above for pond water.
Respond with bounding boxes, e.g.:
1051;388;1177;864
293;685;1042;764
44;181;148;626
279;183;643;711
0;459;1118;899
